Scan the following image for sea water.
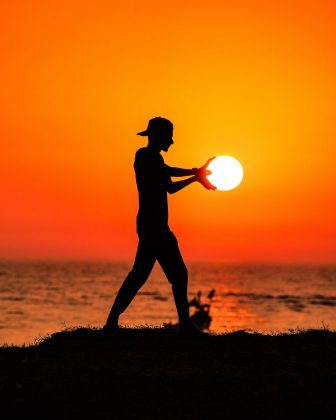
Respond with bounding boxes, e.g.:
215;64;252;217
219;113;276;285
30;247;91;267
0;260;335;345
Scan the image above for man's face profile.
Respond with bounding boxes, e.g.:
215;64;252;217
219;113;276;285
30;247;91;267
160;129;174;152
149;128;174;152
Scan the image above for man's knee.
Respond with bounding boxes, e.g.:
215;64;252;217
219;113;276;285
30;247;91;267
170;264;188;288
126;266;150;288
181;265;188;284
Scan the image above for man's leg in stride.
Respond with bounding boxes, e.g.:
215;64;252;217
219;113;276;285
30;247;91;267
156;232;191;329
104;238;156;331
158;232;209;339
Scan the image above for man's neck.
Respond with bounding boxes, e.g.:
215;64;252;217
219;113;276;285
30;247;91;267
147;143;161;154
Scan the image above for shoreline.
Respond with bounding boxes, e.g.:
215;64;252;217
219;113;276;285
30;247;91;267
1;327;336;419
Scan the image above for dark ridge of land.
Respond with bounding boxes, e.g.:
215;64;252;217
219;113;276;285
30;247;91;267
1;327;336;420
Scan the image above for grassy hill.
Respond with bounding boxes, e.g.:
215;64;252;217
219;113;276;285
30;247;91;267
1;327;336;419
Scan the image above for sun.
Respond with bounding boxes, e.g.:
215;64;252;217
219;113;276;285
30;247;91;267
206;156;244;191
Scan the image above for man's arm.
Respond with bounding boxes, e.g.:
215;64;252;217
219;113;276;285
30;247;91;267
165;165;197;177
167;173;216;194
166;157;216;193
167;176;197;194
166;157;215;178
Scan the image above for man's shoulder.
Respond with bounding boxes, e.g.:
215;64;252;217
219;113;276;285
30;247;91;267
135;147;150;165
135;147;149;158
134;148;151;172
135;147;163;163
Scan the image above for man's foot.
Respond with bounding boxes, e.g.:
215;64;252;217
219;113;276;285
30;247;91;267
177;323;210;341
101;323;121;339
101;324;139;342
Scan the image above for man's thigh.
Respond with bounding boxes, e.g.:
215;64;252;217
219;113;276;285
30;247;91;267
156;232;187;284
131;238;157;278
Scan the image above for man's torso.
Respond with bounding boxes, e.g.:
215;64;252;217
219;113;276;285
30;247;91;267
134;147;171;236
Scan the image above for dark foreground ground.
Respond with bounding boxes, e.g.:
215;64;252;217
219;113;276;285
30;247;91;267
1;327;336;419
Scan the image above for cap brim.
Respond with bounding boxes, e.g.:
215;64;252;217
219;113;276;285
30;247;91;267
137;130;148;136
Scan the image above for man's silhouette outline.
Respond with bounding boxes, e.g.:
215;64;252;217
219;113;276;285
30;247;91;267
103;117;215;338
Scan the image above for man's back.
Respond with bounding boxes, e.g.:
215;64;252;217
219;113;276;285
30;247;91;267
134;147;171;236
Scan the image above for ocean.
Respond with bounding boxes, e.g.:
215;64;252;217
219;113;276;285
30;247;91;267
0;260;335;346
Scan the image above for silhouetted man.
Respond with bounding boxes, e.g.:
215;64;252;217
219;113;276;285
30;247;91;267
103;117;215;338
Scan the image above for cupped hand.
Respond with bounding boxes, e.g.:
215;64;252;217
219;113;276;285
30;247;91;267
196;157;216;177
197;175;217;190
195;156;216;190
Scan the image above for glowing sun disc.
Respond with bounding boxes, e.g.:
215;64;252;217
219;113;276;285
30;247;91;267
207;156;243;191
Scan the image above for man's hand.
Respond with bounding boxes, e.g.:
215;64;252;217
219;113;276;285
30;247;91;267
194;157;216;190
197;175;217;190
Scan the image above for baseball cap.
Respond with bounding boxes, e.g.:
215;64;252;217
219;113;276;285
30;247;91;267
137;117;173;136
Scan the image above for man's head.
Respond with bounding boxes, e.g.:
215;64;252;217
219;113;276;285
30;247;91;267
137;117;174;152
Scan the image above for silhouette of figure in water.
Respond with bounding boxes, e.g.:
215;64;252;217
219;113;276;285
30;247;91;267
103;117;216;338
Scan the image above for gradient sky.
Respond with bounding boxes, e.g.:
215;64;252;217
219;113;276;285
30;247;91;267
1;0;335;262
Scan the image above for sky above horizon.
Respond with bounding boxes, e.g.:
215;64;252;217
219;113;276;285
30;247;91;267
1;0;335;262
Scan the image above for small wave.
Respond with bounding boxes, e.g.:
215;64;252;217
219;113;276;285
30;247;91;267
277;294;301;301
310;300;336;307
0;296;24;302
153;296;168;301
221;291;336;312
287;303;306;312
222;292;336;306
138;292;160;296
223;292;274;300
311;294;336;301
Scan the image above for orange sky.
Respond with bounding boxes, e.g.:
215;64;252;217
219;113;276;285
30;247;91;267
1;0;335;262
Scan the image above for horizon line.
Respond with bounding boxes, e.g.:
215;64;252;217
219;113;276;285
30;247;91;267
0;257;335;265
